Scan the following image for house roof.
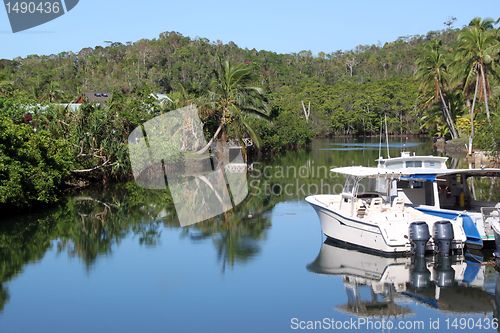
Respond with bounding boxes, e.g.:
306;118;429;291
82;91;111;103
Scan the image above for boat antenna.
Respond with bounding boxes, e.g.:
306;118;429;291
378;118;383;165
385;113;390;158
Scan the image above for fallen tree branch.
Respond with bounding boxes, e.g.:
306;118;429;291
71;160;114;173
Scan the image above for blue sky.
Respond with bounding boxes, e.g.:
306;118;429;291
1;0;500;60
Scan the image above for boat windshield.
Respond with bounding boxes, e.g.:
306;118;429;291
358;177;377;193
343;176;356;194
343;176;380;197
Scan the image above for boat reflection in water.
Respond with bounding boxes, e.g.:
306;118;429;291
493;274;500;331
307;240;496;316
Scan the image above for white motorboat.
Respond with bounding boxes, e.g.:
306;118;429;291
376;152;500;249
306;164;467;256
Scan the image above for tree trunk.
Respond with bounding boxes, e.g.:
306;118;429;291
437;83;458;139
301;100;310;122
469;76;479;155
480;64;496;149
194;122;223;155
480;64;491;121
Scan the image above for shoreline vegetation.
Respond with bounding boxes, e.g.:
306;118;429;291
2;17;500;215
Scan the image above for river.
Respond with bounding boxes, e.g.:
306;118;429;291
1;137;499;332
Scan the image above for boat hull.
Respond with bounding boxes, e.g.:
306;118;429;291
306;196;412;255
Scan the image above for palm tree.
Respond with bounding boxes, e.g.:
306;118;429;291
41;81;64;103
454;17;499;150
469;17;495;30
416;39;458;139
195;58;270;155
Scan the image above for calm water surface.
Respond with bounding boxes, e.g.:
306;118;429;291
1;138;500;333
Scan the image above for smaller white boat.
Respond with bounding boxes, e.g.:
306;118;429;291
306;166;467;256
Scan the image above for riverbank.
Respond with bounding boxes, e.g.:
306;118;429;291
433;137;500;168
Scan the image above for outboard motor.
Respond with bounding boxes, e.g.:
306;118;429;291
434;256;455;288
433;221;454;256
409;221;430;256
410;256;431;290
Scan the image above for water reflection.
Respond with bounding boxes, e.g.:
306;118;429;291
307;240;496;316
0;177;272;312
4;136;494;324
494;274;500;332
180;212;270;273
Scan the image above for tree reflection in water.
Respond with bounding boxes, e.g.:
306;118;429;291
181;199;271;273
0;208;60;312
54;184;173;270
1;137;452;313
0;168;276;311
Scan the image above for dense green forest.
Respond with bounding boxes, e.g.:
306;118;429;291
0;22;493;136
0;25;465;138
2;17;500;211
0;29;448;94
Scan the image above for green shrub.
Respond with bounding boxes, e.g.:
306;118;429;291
0;117;73;210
